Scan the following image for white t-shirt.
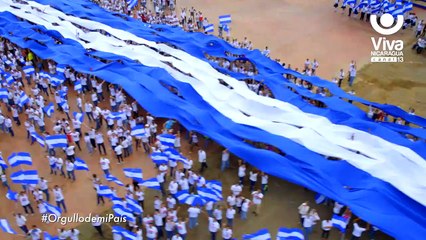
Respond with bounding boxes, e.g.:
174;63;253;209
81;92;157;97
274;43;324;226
322;220;332;231
114;145;123;155
252;192;263;205
188;207;201;218
53;188;64;201
352;223;366;237
238;166;246;177
208;217;220;232
19;194;30;206
100;158;110;170
146;226;158;238
176;222;187;235
226;208;236;219
222;228;232;239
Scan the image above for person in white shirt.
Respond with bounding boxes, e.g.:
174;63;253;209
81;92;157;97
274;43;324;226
92;214;104;237
298;201;310;225
321;219;332;239
333;202;344;215
221;149;230;171
241;199;251;220
84;133;94;154
146;223;158;240
168;180;178;195
65;145;75;161
58;228;70;240
205;201;214;217
249;170;258;192
187;206;201;229
260;172;268;194
208;217;220;239
95;132;107;155
175;218;188;239
225;206;236;227
19;191;35;215
65;160;76;181
53;185;67;213
222;225;233;240
100;157;110;175
84;102;94;122
114;144;124;164
39;177;50;201
351;219;369;240
69;228;80;240
135;189;145;209
198;149;207;173
14;213;29;234
213;206;223;226
251;189;263;216
238;163;246;185
28;225;42;240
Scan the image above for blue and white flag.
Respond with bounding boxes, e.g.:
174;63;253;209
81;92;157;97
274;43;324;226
150;152;168;165
156;134;175;147
7;152;32;168
112;204;136;222
4;73;14;84
0;88;7;99
10;170;39;184
332;214;347;233
242;228;271;240
56;64;66;74
0;219;17;235
51;73;65;86
73;112;84;122
45;202;62;217
39;71;51;80
131;125;146;137
205;180;223;195
74;80;82;92
43;102;55;117
5;1;426;239
74;158;89;171
205;24;214;33
223;24;230;33
404;3;413;12
315;193;327;204
0;155;8;169
276;228;304;240
395;0;402;8
139;177;161;190
105;174;124;186
31;132;45;148
163;148;180;160
23;66;35;76
6;190;18;201
112;197;126;207
112;226;137;240
388;5;404;17
19;92;29;107
343;0;356;5
219;14;232;24
126;197;143;214
97;185;113;198
197;187;220;202
123;168;143;182
44;232;59;240
107;112;126;120
45;135;68;148
126;0;138;10
175;191;206;206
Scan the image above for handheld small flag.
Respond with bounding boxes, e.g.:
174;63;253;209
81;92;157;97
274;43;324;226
139;178;161;190
31;133;45;147
276;227;304;240
43;102;55;117
73;112;84;123
45;202;62;217
74;158;89;171
205;24;214;33
6;190;18;201
242;228;271;240
131;125;146;137
45;135;68;148
10;170;39;184
106;174;124;186
123;168;143;182
219;14;232;24
7;152;32;168
0;219;17;235
332;214;348;233
156;134;176;147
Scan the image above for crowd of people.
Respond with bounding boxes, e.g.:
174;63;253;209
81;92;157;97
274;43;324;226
0;0;423;240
